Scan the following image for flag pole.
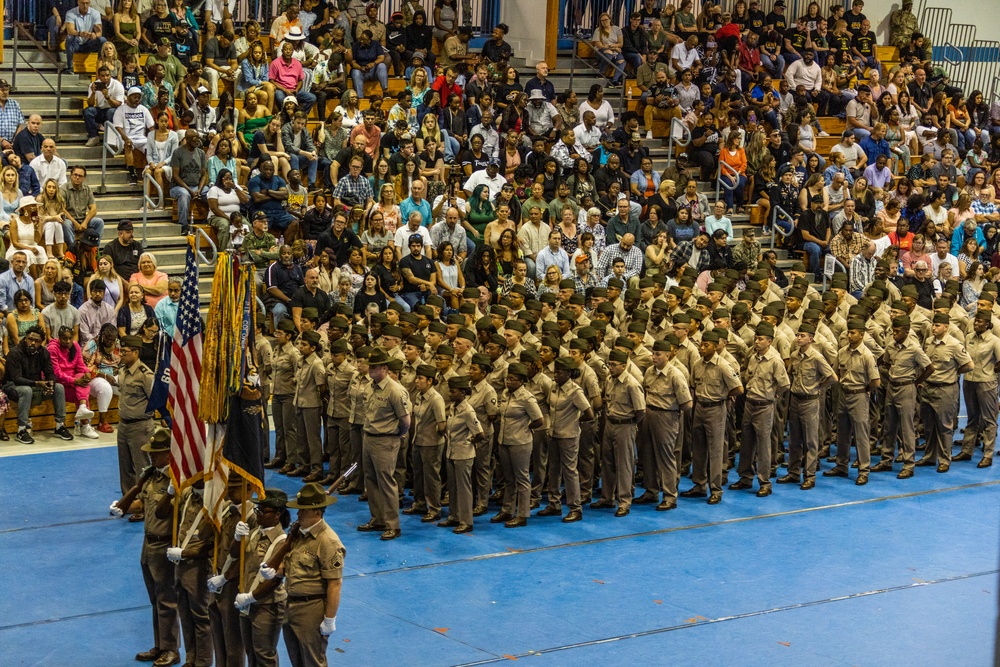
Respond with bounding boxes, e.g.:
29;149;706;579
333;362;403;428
239;476;248;592
171;492;180;546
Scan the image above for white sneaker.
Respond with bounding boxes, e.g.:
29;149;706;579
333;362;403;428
85;136;101;147
81;424;100;439
645;130;653;140
819;130;830;137
77;405;94;421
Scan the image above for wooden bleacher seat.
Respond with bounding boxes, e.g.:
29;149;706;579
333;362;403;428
75;52;148;74
6;396;121;434
171;198;209;223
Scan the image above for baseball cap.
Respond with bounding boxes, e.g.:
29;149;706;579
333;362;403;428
117;219;134;231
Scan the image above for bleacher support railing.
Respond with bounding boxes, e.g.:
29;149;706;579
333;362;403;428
141;172;163;249
8;23;64;141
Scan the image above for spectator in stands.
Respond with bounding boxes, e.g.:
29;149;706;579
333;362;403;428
13;114;45;165
398;234;436;309
331;133;373;183
169;129;208;234
248;160;292;233
0;78;23;151
331;154;375;212
42;280;80;340
83;66;125;147
281;111;319;189
316;210;363;266
524;62;556;103
22;146;54;194
0;252;34;313
622;13;649;75
202;29;237;100
146;38;185;90
482;22;513;63
671;35;701;75
78;278;115;347
112;87;155;185
81;322;120;434
596;233;643;281
47;324;98;439
846;85;875;142
152;277;180;336
535;230;572;283
830;130;867;178
117;283;154;336
102;219;141;280
348;29;389;100
64;0;107;75
130;252;168;307
269;39;316;113
265;245;304;327
784;51;826;110
206;168;248;252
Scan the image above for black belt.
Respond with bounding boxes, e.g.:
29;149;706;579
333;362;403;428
698;400;725;408
925;381;957;388
364;431;397;438
791;392;818;400
120;416;153;424
145;534;170;543
842;387;869;395
607;417;635;425
287;594;326;602
888;380;913;387
745;399;773;406
646;406;677;412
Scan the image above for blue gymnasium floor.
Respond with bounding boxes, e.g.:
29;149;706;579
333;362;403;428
1;438;998;667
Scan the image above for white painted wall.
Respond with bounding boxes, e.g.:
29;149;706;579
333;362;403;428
501;0;550;66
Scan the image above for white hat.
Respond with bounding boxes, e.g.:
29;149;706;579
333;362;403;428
527;89;547;102
196;86;210;95
126;86;142;96
282;96;299;106
285;26;306;41
18;195;38;210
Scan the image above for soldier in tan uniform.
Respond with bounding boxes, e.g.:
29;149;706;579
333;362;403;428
919;312;973;472
593;349;646;516
958;311;1000;467
494;363;544;527
206;477;254;667
682;330;743;505
232;488;289;667
294;330;328;482
731;323;789;497
272;321;301;474
117;335;156;496
874;315;933;478
825;319;880;485
404;364;447;522
640;339;692;511
438;375;485;534
467;354;499;513
343;346;373;494
111;429;180;667
779;323;836;489
358;348;411;540
323;338;356;485
521;348;553;509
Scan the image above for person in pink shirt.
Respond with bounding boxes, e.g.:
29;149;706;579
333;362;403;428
47;326;99;439
268;40;316;113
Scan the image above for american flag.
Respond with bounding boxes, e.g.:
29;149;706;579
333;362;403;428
169;245;207;489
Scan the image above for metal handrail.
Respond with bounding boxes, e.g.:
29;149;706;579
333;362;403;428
194;227;218;266
666;118;691;168
941;42;964;67
769;204;795;250
10;23;64;140
714;160;740;209
141;172;163;248
822;255;848;291
991;76;1000;105
99;121;119;194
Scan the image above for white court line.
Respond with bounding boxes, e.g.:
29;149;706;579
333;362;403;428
0;435;116;457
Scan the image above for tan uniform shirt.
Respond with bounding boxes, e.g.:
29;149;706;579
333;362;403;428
364;376;410;435
526;371;554;428
882;336;931;383
548;380;592;438
643;363;692;411
283;520;346;596
964;330;1000;383
244;524;287;604
118;359;154;420
140;467;172;538
326;358;356;418
272;341;301;396
177;489;212;558
468;378;498;439
789;345;835;396
604;371;646;419
446;399;483;460
412;387;447;446
692;353;743;403
294;352;326;409
498;385;543;446
924;334;972;384
745;346;790;402
348;372;372;425
837;343;879;391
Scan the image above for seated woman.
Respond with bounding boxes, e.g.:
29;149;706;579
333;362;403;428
83;323;121;434
47;325;98;439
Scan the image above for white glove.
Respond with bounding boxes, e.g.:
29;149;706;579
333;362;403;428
259;564;277;580
320;616;337;635
166;547;183;563
109;502;124;517
234;521;250;542
167;482;175;496
234;593;256;610
207;574;227;593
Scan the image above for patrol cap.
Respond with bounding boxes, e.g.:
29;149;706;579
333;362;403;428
867;287;884;300
802;308;822;321
427;321;447;334
287;482;336;508
253;488;288;510
651;339;672;352
398;312;419;325
328;315;350;330
416;364;437;379
460;287;479;299
626;321;646;334
351;324;369;336
435;344;455;357
554;356;577;371
678;275;695;288
569;338;589;351
524;299;542;312
822;291;838;303
752;268;770;281
830;274;849;287
696;296;713;308
632;310;650;323
519;349;540;363
900;284;919;298
568;293;585;306
426;294;445;307
980;292;997;305
665;333;681;347
890;299;908;311
932;298;950;310
505;319;526;334
799;322;817;335
448;375;472;390
687;309;705;322
539;292;558;305
754;322;775;338
386;302;404;314
624;288;641;300
707;282;725;293
787;287;806;299
891;315;911;328
141;427;171;453
329;338;350;354
932;312;950;324
459;302;477;315
404;334;426;349
596;302;616;315
277;319;297;333
121;335;143;349
761;303;783;317
489;333;507;347
456;327;477;342
354;346;373;361
982;283;999;294
506;362;529;378
975;309;993;322
387;358;404;372
371;312;389;324
712;308;730;320
615;337;636;351
638;277;654;289
848;305;867;319
731;302;749;316
301;330;322;345
701;329;722;343
559;279;577;290
489;304;509;318
556;310;575;322
382;325;403;339
445;313;465;325
509;283;528;297
607;277;625;289
474;317;494;331
608;349;629;364
589;319;608;332
301;307;319;320
847;319;866;331
790;261;807;273
672;313;691;324
577;326;596;340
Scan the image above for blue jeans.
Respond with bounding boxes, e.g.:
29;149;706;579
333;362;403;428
83;106;112;139
722;173;748;209
351;63;388;99
852;128;871;143
65;35;105;73
271;301;290;326
598;50;626;85
62;216;104;246
289;153;319;185
803;241;823;281
169;185;209;228
441;129;459;162
623;52;643;75
14;383;65;429
273;88;316;114
760;53;785;78
393;294;411;312
398;290;426;310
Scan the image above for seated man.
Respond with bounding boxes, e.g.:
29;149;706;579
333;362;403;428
348;29;389;100
6;325;74;443
169;129;209;234
64;0;107;75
